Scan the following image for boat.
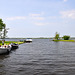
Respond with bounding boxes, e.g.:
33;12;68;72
11;43;19;49
0;47;11;54
24;38;32;43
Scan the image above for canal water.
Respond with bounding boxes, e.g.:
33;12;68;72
0;39;75;75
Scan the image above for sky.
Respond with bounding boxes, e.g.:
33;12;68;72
0;0;75;38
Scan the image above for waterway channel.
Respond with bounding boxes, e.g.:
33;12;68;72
0;39;75;75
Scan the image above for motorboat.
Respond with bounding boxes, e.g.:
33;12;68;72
0;42;19;54
24;38;32;43
11;43;19;49
0;47;11;54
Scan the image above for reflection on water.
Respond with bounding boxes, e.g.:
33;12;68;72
0;39;75;75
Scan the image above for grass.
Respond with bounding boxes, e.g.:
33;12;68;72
53;40;75;42
59;40;75;42
0;41;24;45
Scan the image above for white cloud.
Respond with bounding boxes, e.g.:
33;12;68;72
32;17;45;20
34;22;45;26
34;22;50;26
29;14;41;17
6;16;26;20
34;22;54;26
60;10;75;19
29;13;45;20
64;0;68;2
34;22;66;26
49;16;57;19
6;12;45;21
29;12;44;17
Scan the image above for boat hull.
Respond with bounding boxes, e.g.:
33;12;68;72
24;39;32;43
25;41;32;43
0;47;11;54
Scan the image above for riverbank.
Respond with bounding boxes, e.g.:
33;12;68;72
53;40;75;42
0;41;24;45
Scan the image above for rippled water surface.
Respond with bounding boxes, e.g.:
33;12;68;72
0;39;75;75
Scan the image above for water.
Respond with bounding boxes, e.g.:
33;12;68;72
0;39;75;75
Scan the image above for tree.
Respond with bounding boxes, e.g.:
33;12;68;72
0;19;8;39
54;32;60;40
2;25;9;39
62;35;70;40
0;19;5;30
0;19;5;38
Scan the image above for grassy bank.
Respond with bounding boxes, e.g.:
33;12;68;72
53;40;75;42
0;41;24;45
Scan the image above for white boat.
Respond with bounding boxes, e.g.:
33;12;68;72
0;47;11;54
24;38;32;43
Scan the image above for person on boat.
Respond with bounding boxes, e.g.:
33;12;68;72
11;42;13;45
8;43;11;47
2;40;4;45
0;45;3;48
4;45;6;48
4;44;7;48
1;45;5;48
0;45;1;47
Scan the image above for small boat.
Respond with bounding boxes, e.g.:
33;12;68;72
0;47;11;54
11;43;19;49
24;38;32;43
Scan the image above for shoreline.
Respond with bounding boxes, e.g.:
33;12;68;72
0;41;24;45
53;40;75;42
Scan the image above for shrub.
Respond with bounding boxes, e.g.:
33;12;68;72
62;35;70;40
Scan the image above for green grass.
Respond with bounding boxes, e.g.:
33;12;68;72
0;41;24;45
53;40;75;42
59;40;75;42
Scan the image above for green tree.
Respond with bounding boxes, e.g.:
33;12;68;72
54;32;60;40
62;35;70;40
0;19;8;39
0;19;5;38
3;25;9;39
0;19;5;30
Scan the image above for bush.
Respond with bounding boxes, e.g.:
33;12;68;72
62;35;70;40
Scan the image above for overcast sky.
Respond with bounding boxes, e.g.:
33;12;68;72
0;0;75;38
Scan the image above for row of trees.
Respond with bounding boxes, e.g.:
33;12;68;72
54;32;70;40
0;19;8;39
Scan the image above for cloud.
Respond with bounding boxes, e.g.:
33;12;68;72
34;22;46;26
60;10;75;19
6;16;26;20
32;17;45;20
6;12;45;21
29;13;41;17
29;12;44;17
34;22;67;26
64;0;68;2
34;22;55;26
29;13;45;20
49;16;57;19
